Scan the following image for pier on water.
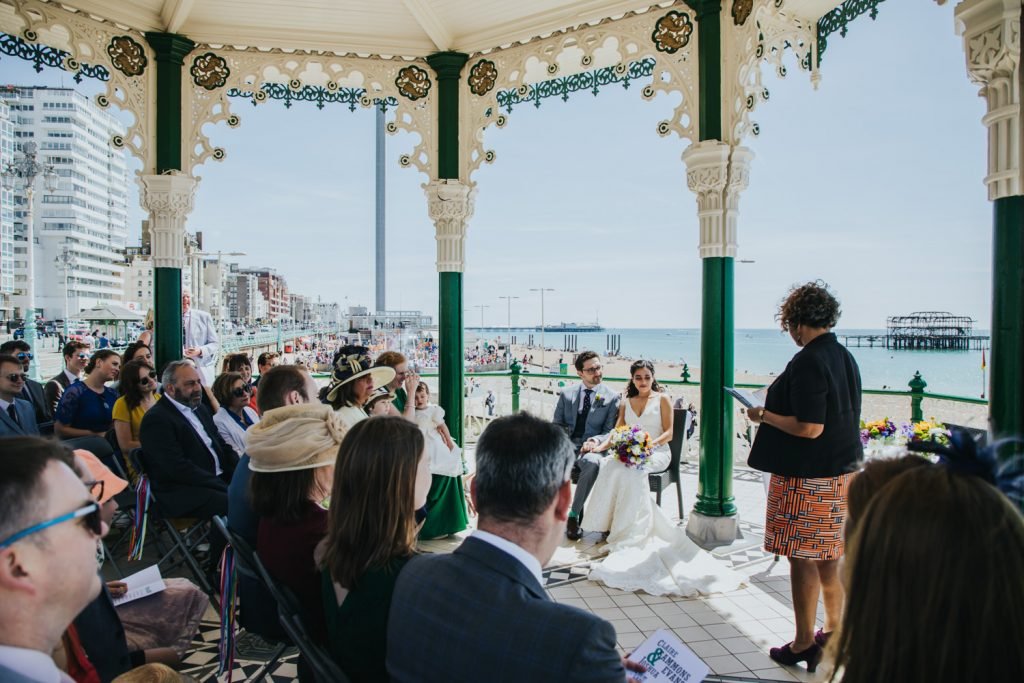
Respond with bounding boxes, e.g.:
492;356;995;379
842;311;989;351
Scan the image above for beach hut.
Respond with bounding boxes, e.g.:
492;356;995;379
0;0;1018;536
77;303;145;346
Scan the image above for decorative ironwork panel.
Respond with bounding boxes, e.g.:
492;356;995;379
732;0;753;27
0;32;109;81
495;58;656;111
191;52;230;91
394;65;431;101
227;83;397;111
0;1;154;171
651;9;694;54
817;0;885;63
106;35;146;77
467;59;497;96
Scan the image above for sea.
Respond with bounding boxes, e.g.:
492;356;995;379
468;328;989;398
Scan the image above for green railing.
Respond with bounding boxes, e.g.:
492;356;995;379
311;362;988;443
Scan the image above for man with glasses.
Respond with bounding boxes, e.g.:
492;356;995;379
44;342;90;418
0;437;105;682
0;354;39;437
552;351;620;540
0;340;52;433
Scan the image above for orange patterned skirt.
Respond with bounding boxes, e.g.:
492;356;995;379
764;472;855;560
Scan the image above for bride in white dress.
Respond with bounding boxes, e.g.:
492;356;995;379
583;360;746;597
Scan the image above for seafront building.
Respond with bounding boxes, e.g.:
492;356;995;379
0;98;14;323
1;85;129;321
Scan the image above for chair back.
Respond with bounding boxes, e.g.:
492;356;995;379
252;551;351;683
666;408;693;472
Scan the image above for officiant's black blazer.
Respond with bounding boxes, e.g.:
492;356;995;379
138;397;238;517
387;536;624;682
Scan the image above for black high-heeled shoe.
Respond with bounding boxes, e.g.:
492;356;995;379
769;642;823;673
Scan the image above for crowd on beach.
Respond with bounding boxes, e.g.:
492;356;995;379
0;282;1022;683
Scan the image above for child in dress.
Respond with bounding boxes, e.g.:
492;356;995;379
414;382;458;473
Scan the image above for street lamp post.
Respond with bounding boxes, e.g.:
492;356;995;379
498;295;519;369
529;288;554;372
473;304;489;328
54;245;78;339
3;141;58;380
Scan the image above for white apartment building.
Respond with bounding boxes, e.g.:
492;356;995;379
0;99;14;322
228;271;268;324
2;86;129;321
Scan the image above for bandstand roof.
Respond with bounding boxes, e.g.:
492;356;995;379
33;0;846;56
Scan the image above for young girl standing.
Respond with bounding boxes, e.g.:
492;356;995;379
413;382;468;539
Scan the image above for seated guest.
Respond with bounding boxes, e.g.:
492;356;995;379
227;364;319;545
0;339;52;432
121;341;154;367
318;416;430;681
247;403;345;643
0;437;105;681
212;371;260;459
0;353;39;437
44;341;89;417
252;351;278;412
54;349;120;441
69;450;206;679
137;360;237;521
387;413;636;683
830;461;1024;682
322;345;394;430
112;360;160;478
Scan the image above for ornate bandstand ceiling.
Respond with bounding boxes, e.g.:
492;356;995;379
12;0;850;56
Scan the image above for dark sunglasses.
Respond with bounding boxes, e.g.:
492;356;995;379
5;372;29;383
0;502;102;548
76;353;90;360
231;386;252;398
141;372;158;381
16;352;33;361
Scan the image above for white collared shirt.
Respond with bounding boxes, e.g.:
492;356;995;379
0;397;15;416
471;529;544;587
168;397;223;475
63;368;79;385
0;645;75;683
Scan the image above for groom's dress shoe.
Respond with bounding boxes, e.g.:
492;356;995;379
566;516;582;541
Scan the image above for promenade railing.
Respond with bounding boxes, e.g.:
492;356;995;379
312;362;987;445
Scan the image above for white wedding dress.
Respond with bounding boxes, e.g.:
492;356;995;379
584;394;747;597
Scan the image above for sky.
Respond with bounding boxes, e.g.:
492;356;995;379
0;2;992;329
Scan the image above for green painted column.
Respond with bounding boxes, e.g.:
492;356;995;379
991;195;1024;468
145;32;194;373
688;1;737;519
426;52;469;445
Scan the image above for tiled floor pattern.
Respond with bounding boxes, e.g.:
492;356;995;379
168;464;827;681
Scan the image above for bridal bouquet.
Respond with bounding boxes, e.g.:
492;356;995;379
860;418;898;446
609;424;654;470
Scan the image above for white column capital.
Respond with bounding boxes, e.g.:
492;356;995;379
425;179;476;273
139;172;198;269
682;142;755;258
955;0;1021;199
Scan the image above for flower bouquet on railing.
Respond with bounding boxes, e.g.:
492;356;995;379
861;417;950;460
609;424;654;470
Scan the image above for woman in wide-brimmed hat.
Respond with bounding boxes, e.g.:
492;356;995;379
321;346;395;430
247;402;349;642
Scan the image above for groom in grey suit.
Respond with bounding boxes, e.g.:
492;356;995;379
553;351;620;539
387;413;639;683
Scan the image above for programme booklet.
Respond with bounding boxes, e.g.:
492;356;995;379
627;628;709;682
724;386;765;409
111;564;166;606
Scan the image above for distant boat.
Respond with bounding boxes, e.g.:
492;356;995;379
535;322;604;332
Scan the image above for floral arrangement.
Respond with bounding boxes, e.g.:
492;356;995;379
861;417;951;450
608;424;654;470
902;419;950;445
860;418;897;446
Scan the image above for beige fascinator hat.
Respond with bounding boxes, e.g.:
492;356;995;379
245;403;347;473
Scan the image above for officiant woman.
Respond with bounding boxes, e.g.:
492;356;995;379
746;281;862;673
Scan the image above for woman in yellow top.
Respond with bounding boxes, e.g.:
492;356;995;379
113;358;160;478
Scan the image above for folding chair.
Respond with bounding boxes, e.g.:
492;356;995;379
648;408;692;518
211;516;290;681
127;448;216;597
252;550;351;683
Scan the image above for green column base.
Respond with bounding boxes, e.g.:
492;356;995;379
153;267;182;373
694;256;737;518
439;271;464;445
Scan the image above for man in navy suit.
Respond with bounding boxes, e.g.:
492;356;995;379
0;340;51;433
387;413;641;683
552;351;620;539
138;360;237;520
0;354;39;437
